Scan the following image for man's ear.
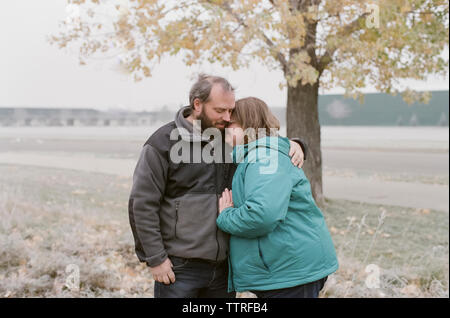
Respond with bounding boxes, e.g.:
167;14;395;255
192;98;203;116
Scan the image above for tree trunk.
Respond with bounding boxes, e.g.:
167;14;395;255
286;81;324;206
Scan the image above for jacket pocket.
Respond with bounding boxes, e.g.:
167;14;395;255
258;238;270;272
169;255;189;270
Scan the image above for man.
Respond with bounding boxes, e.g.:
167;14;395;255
128;74;307;298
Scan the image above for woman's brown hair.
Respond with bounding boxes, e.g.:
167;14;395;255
231;97;280;144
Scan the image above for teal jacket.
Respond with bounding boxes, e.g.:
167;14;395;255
216;136;339;292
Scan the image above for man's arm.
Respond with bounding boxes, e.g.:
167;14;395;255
290;138;308;161
128;144;169;267
288;138;308;168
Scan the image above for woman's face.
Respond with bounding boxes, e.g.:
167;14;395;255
225;122;245;147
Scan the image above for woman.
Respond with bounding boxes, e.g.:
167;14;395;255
216;97;338;298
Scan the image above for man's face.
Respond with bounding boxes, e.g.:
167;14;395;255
194;84;235;132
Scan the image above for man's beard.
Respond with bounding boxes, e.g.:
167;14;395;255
197;110;215;131
197;110;226;139
198;110;227;130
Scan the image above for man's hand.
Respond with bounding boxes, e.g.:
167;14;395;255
289;140;305;168
219;188;233;214
150;258;176;285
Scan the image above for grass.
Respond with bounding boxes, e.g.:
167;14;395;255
324;167;449;185
320;199;449;297
0;164;448;298
0;164;150;297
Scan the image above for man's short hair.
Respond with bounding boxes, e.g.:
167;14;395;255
189;74;235;108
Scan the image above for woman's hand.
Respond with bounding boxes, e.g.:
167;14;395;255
219;188;234;214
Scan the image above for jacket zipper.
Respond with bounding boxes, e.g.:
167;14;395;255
174;201;180;239
214;160;220;262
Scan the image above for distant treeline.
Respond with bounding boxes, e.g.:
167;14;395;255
271;90;449;126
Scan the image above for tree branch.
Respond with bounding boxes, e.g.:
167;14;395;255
208;0;288;73
318;12;370;74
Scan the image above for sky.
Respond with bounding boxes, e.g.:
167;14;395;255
0;0;449;111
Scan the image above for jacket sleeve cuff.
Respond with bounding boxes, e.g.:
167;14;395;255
290;138;308;161
145;250;169;268
216;207;234;229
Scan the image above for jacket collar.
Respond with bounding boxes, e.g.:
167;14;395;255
174;106;211;142
232;136;290;163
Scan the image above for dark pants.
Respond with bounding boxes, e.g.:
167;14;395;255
154;256;236;298
251;276;328;298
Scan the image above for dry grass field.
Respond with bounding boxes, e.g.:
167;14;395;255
0;164;447;298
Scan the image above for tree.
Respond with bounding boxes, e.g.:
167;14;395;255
50;0;449;205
